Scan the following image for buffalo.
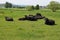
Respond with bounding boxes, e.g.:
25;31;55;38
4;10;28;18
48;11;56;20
36;13;42;16
24;15;37;21
19;15;37;21
18;13;45;21
35;13;45;19
44;18;55;25
5;17;13;21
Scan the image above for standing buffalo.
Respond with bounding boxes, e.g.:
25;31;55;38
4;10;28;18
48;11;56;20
5;17;13;21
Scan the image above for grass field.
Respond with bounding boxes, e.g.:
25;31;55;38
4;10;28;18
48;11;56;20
0;8;60;40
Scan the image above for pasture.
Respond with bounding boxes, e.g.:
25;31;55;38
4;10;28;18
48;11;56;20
0;8;60;40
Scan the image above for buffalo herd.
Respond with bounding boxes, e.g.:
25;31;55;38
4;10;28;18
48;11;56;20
19;13;45;21
5;13;55;25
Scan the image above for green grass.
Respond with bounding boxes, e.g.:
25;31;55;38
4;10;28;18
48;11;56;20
0;8;60;40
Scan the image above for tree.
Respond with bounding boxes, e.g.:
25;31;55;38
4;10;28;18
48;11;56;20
47;1;60;12
31;6;35;10
27;6;35;11
5;2;9;8
8;3;12;8
35;4;40;10
5;2;12;8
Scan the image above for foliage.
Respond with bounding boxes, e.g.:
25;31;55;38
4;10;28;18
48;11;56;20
27;6;35;11
27;5;40;11
35;4;40;10
47;1;60;12
5;2;12;8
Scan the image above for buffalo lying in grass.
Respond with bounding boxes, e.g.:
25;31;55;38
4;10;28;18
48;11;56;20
5;17;13;21
19;13;45;21
19;15;37;21
25;15;37;21
35;13;45;19
44;18;55;25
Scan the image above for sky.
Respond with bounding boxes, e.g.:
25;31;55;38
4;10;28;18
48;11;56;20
0;0;60;6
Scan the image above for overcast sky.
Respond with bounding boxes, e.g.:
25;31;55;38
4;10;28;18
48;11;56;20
0;0;60;6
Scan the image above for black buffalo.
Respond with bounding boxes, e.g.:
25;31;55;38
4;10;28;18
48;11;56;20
5;17;13;21
36;13;42;16
35;13;45;19
25;15;37;21
44;18;55;25
19;15;37;21
18;13;45;21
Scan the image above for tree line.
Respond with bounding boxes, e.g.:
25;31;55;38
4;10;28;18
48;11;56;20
5;2;12;8
5;1;60;12
27;5;40;11
47;1;60;12
5;2;40;10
